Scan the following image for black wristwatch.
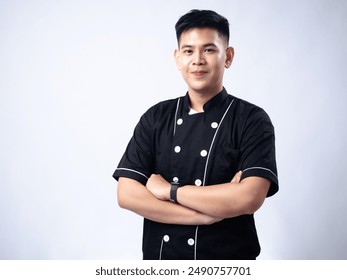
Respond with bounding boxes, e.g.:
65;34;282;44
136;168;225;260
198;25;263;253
170;183;180;204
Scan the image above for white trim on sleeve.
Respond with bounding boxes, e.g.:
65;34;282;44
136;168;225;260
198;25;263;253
116;168;148;180
242;166;278;179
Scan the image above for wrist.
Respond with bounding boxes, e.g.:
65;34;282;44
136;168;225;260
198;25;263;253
165;182;171;200
169;182;180;203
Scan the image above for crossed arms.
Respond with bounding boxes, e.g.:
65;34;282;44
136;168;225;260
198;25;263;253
117;172;270;226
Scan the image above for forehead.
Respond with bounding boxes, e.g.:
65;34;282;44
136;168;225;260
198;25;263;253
179;28;227;48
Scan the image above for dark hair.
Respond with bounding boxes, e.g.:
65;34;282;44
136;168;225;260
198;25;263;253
175;9;230;46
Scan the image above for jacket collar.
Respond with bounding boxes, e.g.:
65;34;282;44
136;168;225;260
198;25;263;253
182;87;228;113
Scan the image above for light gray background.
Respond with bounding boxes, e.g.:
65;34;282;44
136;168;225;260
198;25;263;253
1;0;346;259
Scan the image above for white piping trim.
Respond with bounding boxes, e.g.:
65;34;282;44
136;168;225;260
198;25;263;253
194;225;199;260
173;98;180;136
202;99;235;186
116;168;148;180
243;166;278;179
159;238;164;260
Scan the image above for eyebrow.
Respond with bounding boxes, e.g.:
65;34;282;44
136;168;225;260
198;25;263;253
180;43;218;49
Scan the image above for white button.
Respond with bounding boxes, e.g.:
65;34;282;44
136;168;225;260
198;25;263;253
163;235;170;242
195;179;202;186
174;146;181;153
200;150;208;157
173;177;179;183
211;122;218;129
187;238;195;246
177;118;183;125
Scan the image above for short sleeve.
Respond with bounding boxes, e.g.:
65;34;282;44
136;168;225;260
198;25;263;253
238;107;279;197
112;109;155;185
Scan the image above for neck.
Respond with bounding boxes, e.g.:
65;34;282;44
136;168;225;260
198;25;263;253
188;86;222;112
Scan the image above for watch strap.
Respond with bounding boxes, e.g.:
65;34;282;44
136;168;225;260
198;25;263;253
170;183;180;204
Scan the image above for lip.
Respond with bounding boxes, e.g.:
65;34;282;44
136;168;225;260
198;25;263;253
191;71;208;77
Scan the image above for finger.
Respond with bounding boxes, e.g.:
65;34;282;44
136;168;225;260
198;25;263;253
236;171;242;182
231;171;242;183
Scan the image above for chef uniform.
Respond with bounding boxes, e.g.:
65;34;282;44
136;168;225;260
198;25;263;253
113;88;279;260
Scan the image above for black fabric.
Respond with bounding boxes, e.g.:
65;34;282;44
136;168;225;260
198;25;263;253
113;88;279;259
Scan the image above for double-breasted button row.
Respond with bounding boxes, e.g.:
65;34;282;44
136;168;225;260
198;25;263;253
174;119;218;155
173;118;218;188
172;178;202;186
163;234;195;246
177;118;218;129
174;146;207;158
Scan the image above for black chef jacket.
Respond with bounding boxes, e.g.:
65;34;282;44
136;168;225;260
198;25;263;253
113;88;279;260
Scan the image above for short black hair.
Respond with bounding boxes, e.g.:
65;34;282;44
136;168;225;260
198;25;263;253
175;9;230;46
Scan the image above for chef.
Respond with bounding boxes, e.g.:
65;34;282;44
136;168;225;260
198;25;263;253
113;9;278;260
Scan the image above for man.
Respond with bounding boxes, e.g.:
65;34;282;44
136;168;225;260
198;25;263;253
113;9;278;260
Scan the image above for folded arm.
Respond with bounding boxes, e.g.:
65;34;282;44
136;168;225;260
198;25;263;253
117;177;222;225
146;172;270;219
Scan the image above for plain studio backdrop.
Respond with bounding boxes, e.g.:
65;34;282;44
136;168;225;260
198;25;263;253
1;0;346;259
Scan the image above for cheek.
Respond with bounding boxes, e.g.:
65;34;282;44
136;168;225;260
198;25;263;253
210;61;225;76
179;57;191;70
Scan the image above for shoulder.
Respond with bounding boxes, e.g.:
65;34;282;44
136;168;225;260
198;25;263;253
147;97;181;114
230;94;272;123
227;94;274;134
140;97;182;125
231;95;266;115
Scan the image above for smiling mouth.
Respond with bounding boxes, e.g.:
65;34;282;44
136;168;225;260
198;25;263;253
191;71;207;77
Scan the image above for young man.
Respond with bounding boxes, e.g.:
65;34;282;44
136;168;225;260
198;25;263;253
113;9;278;260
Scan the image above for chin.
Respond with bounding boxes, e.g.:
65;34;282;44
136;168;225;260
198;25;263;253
188;82;209;92
189;85;216;94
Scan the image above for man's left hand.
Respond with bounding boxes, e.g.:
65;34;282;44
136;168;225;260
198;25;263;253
146;174;171;201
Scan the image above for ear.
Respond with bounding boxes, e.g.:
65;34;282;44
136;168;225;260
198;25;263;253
225;47;235;69
174;49;181;71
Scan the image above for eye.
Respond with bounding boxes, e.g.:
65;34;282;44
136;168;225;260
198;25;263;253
205;48;215;53
183;49;193;54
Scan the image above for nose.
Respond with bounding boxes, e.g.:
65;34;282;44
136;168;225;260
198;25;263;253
192;51;205;65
